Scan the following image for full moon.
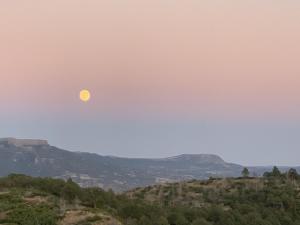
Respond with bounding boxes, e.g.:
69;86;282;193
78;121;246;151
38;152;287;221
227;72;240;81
79;89;91;102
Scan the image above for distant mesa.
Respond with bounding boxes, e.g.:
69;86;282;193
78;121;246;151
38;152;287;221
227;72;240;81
0;138;49;147
0;137;299;192
165;154;225;163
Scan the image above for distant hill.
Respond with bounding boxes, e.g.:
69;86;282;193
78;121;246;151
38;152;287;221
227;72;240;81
0;138;298;192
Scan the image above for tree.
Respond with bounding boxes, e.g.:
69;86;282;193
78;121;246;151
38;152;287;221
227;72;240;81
168;212;189;225
207;206;224;223
242;168;250;178
82;187;104;208
191;218;212;225
287;168;298;183
156;216;169;225
61;178;81;203
272;166;281;177
139;216;152;225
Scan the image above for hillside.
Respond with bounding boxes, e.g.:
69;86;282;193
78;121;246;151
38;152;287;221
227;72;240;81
0;138;244;191
0;174;122;225
1;138;299;193
1;169;300;225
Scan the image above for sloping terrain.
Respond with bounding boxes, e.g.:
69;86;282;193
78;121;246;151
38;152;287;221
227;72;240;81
1;138;299;192
0;138;243;191
0;175;122;225
1;171;300;225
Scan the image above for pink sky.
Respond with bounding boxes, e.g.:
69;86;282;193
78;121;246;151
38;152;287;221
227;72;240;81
1;0;300;119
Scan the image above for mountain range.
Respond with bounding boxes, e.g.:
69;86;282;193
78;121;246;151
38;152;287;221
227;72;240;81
0;138;297;192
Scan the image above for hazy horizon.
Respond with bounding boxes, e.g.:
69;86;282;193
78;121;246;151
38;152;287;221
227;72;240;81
1;117;299;167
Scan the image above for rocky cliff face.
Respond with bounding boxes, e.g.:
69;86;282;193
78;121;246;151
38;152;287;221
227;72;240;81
0;138;49;147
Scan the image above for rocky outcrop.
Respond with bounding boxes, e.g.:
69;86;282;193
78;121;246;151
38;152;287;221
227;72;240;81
0;138;49;147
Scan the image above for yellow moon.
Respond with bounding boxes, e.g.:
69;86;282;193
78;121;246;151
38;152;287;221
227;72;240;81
79;89;91;102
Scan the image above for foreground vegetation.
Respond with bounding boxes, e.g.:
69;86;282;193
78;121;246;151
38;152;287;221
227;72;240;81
0;167;300;225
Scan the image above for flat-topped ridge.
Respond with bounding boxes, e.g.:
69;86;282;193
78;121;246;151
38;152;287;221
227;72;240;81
164;154;225;163
0;138;49;147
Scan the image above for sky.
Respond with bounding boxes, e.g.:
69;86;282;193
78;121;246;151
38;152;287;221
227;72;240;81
1;0;300;166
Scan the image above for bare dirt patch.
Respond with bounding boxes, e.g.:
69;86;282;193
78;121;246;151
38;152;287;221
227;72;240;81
23;195;48;205
58;209;122;225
